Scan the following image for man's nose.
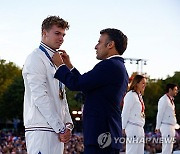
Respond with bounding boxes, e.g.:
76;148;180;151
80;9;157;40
95;45;97;50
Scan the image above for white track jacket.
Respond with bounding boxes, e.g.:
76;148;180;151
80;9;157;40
22;43;73;133
156;94;177;129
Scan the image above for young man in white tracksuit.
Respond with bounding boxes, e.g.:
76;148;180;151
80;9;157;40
22;16;73;154
155;83;179;154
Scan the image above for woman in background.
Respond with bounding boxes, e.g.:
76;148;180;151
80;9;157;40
121;75;147;154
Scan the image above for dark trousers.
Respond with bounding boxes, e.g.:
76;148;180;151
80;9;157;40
84;145;120;154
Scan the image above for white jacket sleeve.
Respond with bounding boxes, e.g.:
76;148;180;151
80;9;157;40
63;89;73;125
156;97;167;129
25;53;65;133
121;91;135;129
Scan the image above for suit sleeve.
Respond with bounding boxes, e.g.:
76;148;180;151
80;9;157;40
71;67;81;76
156;97;167;129
121;92;135;129
54;60;119;92
25;53;65;133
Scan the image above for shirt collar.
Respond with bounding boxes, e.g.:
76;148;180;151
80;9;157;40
166;93;174;101
106;55;122;59
40;42;57;57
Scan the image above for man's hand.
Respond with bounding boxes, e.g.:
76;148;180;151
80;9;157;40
52;52;64;67
59;128;72;143
57;50;73;69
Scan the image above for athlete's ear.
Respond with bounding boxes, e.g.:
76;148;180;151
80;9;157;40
42;29;47;37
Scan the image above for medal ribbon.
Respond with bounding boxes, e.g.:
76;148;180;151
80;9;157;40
39;45;54;65
166;94;174;105
39;45;63;93
166;94;175;115
136;92;145;113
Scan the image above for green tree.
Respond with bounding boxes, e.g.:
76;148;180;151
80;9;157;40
0;59;21;99
0;75;24;121
0;59;22;121
144;78;164;129
66;89;84;111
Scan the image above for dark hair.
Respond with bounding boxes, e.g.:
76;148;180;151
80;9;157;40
165;83;178;93
129;75;145;92
100;28;128;55
41;16;69;34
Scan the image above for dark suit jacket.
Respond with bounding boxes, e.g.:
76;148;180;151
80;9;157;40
54;56;128;149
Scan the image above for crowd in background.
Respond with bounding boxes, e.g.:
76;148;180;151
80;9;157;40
144;130;180;154
0;130;84;154
0;129;180;154
0;130;26;154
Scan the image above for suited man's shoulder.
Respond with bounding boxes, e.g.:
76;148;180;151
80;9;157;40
95;57;124;68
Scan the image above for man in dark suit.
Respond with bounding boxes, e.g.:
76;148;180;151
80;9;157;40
52;28;129;154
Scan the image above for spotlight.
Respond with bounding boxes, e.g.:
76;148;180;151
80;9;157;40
75;117;81;121
78;111;82;114
72;111;77;114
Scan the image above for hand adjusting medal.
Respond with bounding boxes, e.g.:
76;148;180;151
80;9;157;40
39;44;65;100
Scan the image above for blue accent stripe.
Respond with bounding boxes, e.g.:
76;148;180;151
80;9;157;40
25;127;53;129
25;127;55;133
39;44;63;90
25;129;55;133
39;45;53;64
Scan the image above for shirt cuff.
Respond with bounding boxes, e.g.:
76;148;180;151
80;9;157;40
59;126;66;134
65;123;74;131
56;64;65;70
70;67;75;71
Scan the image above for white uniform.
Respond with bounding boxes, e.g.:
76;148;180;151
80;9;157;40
22;42;73;154
121;90;145;154
156;94;177;154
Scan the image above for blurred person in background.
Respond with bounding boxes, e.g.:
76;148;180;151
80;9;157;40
121;75;147;154
155;83;179;154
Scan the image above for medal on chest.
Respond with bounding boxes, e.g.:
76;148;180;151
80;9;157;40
59;82;64;100
136;92;145;118
166;94;176;117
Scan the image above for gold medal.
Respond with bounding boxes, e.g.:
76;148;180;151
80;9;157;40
141;112;145;118
59;89;64;100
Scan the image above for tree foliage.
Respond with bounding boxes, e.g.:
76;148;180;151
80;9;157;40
65;89;83;111
0;60;21;97
0;75;24;121
0;59;22;121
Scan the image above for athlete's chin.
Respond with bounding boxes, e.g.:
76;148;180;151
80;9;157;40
54;45;61;50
